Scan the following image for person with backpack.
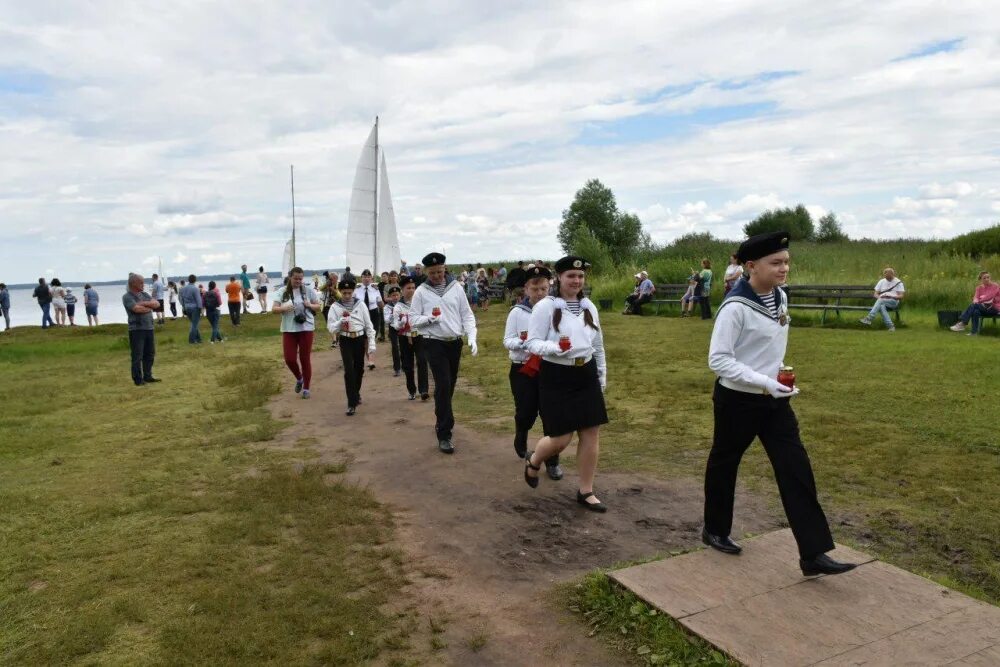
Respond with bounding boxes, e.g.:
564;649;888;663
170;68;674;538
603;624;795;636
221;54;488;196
204;281;224;342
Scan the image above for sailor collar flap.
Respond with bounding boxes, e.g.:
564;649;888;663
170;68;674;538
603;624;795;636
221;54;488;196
418;277;461;299
512;300;532;314
720;280;788;323
550;296;595;314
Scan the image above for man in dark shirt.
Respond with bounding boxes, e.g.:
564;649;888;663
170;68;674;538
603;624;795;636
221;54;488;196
122;273;161;386
32;278;54;329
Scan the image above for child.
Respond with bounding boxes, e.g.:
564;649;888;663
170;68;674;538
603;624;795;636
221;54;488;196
503;265;562;480
327;279;376;415
394;277;430;400
680;270;700;317
383;286;402;377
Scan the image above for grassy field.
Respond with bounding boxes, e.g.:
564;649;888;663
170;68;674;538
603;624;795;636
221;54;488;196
2;299;997;665
459;301;1000;662
0;317;410;665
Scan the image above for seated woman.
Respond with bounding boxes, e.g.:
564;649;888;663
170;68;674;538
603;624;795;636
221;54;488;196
950;271;999;335
723;254;743;295
680;270;700;317
859;267;904;331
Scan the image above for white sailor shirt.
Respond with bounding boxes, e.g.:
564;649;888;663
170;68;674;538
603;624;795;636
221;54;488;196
327;299;376;352
409;279;477;344
503;301;534;363
708;286;790;393
526;296;607;389
383;301;399;330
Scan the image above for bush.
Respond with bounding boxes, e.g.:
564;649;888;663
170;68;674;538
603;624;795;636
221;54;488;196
946;224;1000;258
744;205;815;241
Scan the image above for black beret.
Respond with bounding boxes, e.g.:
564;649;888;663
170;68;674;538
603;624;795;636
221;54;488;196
338;279;357;290
360;269;372;276
736;231;790;263
386;286;401;295
523;264;552;282
422;252;446;267
398;275;414;287
554;256;591;273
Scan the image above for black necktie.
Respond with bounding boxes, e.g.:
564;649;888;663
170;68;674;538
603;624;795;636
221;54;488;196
364;288;370;307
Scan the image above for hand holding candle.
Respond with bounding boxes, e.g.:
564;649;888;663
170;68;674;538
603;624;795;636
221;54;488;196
432;306;441;317
777;366;795;389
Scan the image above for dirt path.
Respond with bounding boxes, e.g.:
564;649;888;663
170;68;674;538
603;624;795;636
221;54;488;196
266;344;779;665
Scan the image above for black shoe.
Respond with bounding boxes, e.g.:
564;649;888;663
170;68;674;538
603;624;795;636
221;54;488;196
546;463;564;480
576;491;607;513
421;393;429;401
701;528;742;554
524;453;540;488
438;439;454;454
134;380;144;386
346;406;356;416
513;431;528;459
143;377;162;383
408;393;416;400
367;364;375;370
800;553;857;576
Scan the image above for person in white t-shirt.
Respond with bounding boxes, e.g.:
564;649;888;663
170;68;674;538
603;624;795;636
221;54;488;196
723;254;744;295
859;267;904;331
272;267;322;399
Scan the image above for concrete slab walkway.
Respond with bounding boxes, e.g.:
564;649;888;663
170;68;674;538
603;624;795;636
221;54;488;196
611;529;1000;666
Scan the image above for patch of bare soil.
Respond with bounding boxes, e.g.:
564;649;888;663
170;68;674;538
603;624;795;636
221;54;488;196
265;344;779;665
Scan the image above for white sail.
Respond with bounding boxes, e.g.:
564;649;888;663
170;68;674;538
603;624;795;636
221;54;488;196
281;238;294;278
346;122;378;273
375;152;401;275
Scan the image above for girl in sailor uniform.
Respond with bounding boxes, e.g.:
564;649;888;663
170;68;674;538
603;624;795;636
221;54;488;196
408;252;478;454
703;231;856;576
327;279;376;416
503;265;562;480
393;277;430;401
523;256;609;512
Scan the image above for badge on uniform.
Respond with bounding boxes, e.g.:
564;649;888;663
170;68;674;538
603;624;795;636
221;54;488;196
779;313;788;326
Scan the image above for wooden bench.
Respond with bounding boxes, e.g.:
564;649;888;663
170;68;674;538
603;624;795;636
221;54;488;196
647;283;691;315
784;284;903;325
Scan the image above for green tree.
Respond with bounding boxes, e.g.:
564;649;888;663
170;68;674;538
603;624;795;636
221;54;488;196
743;204;815;241
816;212;849;243
558;179;650;258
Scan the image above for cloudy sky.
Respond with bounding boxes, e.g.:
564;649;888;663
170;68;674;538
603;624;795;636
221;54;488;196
2;1;999;283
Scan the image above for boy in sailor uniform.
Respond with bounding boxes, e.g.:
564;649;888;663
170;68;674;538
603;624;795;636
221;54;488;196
393;276;430;400
703;231;856;576
383;286;402;377
327;279;376;416
503;265;562;479
408;252;478;454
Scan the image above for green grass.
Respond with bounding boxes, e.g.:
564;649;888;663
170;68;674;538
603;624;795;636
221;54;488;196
562;573;734;666
0;316;407;664
460;305;1000;644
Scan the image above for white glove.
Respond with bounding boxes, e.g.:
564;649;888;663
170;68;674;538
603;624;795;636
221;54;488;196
368;344;376;354
764;378;799;399
598;369;607;391
543;341;571;356
470;341;478;356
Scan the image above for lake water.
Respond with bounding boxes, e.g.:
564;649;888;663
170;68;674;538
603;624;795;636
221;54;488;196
0;282;250;329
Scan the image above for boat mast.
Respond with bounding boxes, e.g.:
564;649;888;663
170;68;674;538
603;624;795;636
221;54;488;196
290;164;297;268
373;116;379;274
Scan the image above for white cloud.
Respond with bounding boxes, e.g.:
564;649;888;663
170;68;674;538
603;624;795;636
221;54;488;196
200;252;233;264
2;1;999;280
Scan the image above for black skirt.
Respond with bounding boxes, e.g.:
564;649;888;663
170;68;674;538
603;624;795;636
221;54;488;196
538;359;608;437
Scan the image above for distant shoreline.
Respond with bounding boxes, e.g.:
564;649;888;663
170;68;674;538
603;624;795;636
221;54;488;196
3;270;342;291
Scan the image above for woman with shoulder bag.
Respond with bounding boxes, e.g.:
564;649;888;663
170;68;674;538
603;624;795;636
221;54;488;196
272;267;322;399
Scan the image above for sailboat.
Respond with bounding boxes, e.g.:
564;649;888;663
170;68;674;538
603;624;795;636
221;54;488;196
346;117;401;275
282;166;297;277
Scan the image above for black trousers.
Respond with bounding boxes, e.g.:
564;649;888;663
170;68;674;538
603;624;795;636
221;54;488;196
699;296;713;319
128;329;155;383
704;381;834;559
626;293;652;315
388;327;401;372
228;301;241;325
423;338;462;440
509;363;558;466
368;307;384;340
399;335;429;396
339;335;367;407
